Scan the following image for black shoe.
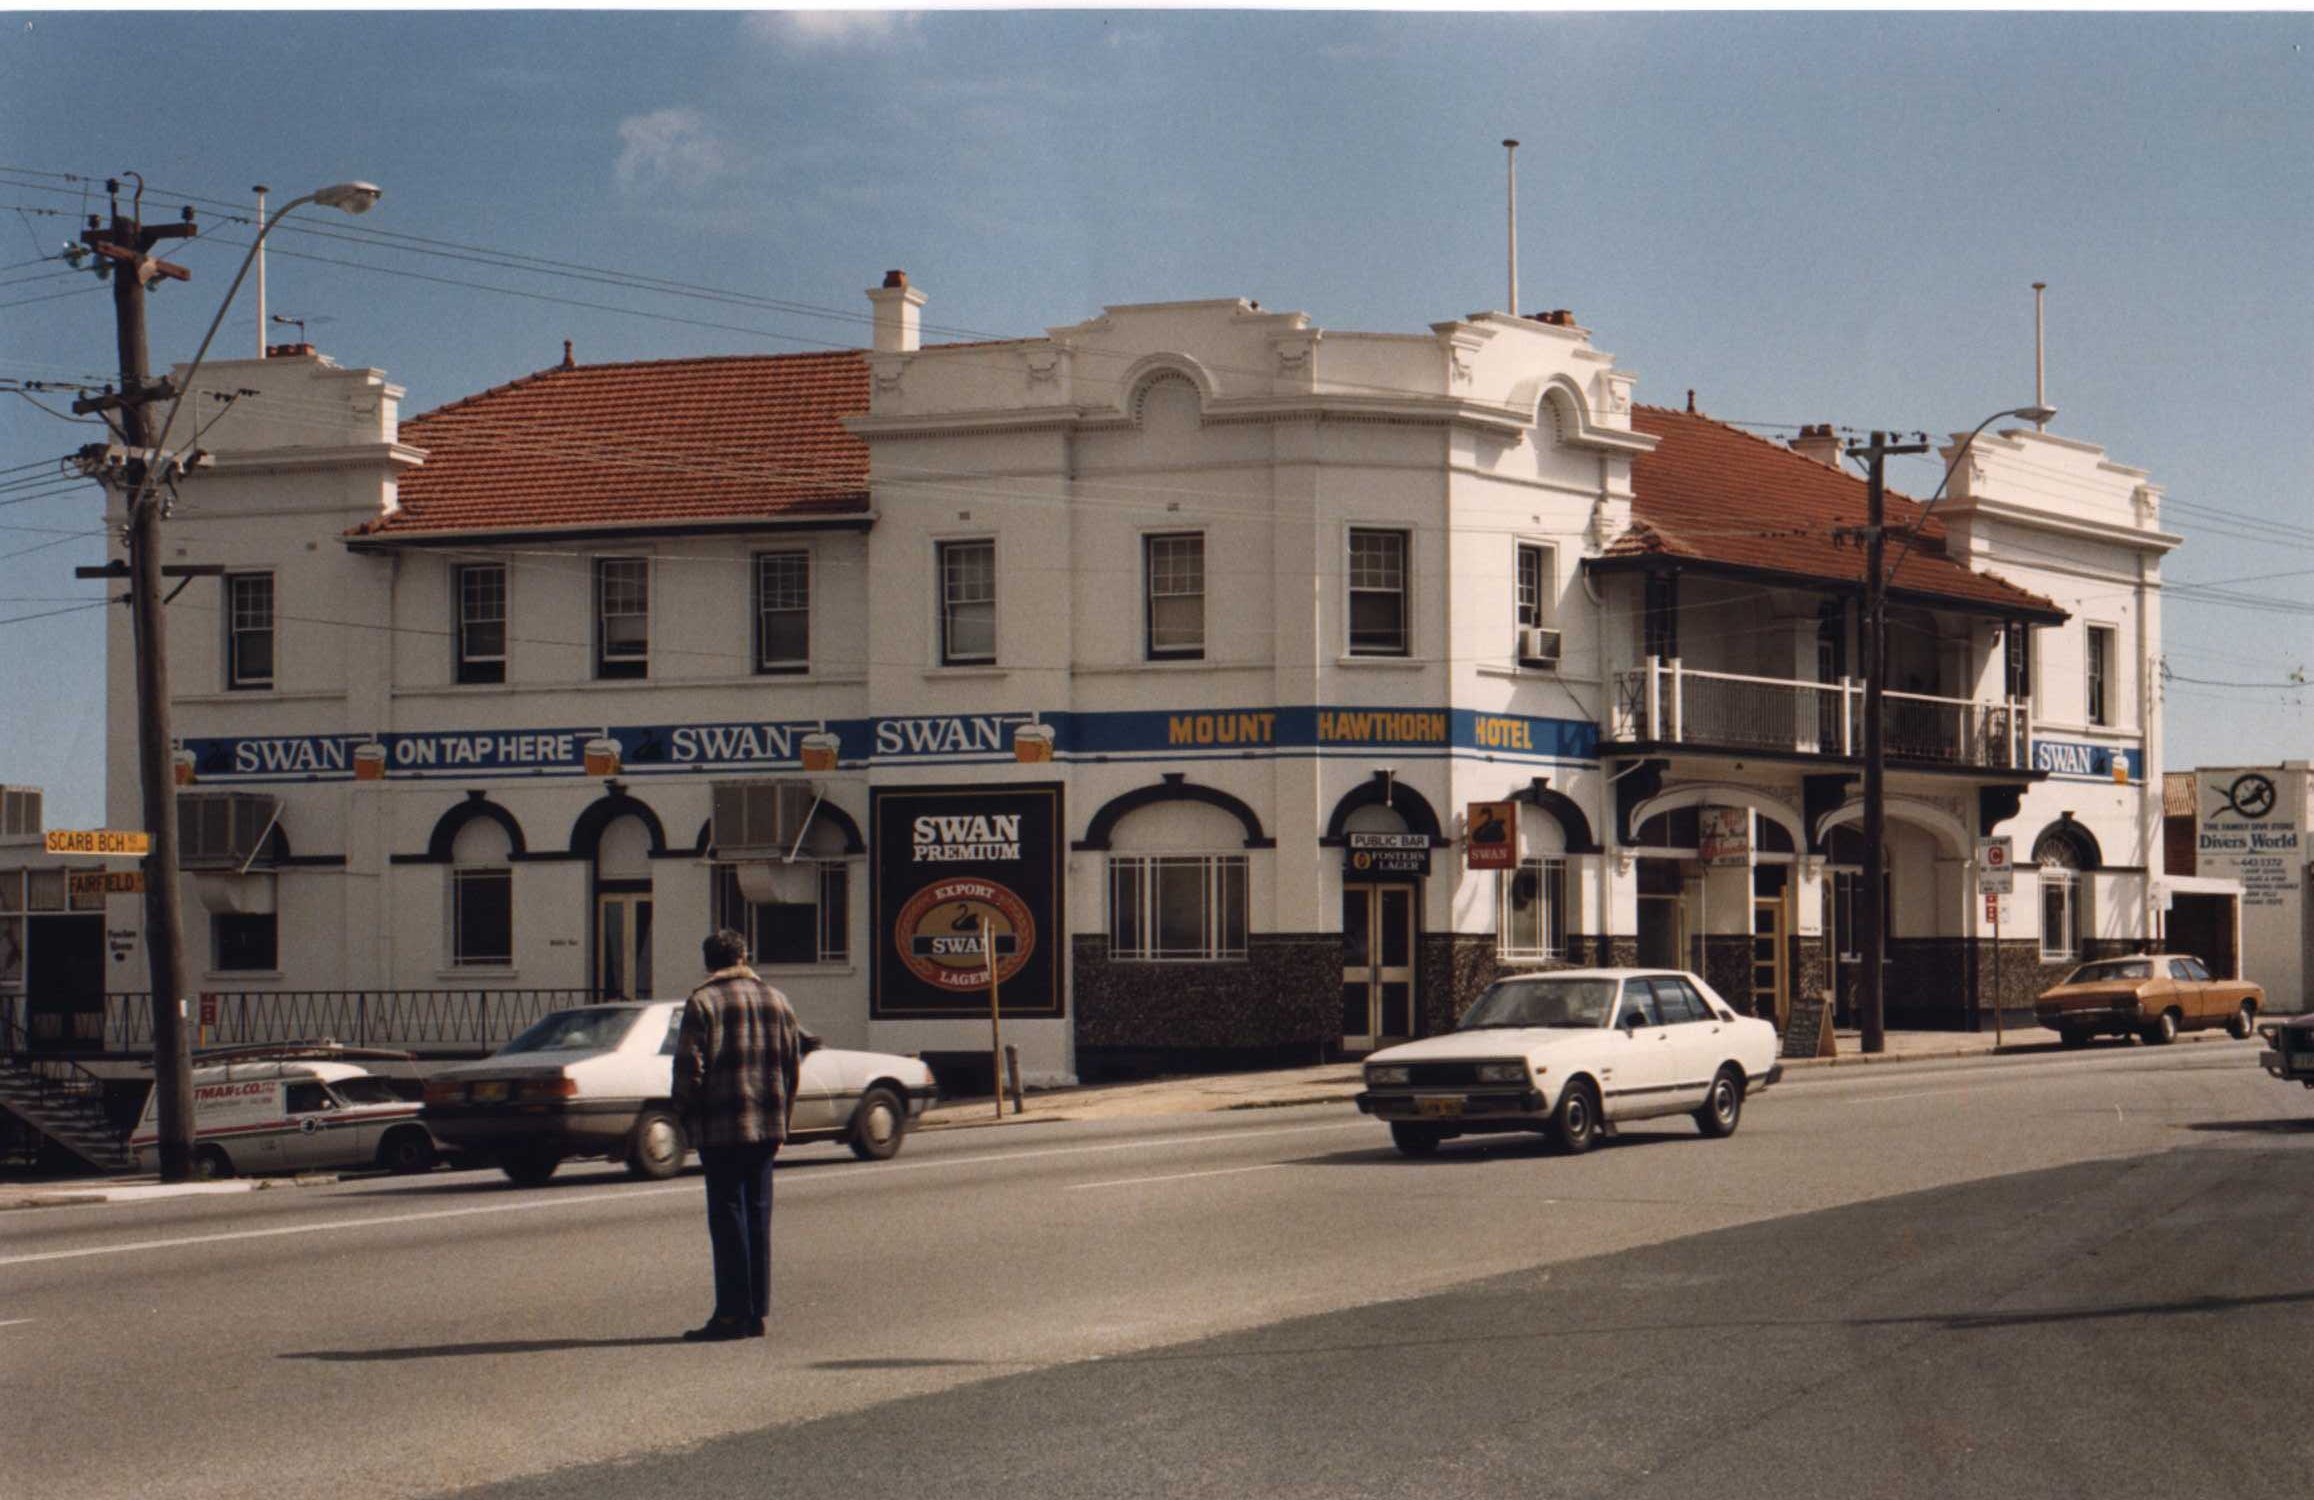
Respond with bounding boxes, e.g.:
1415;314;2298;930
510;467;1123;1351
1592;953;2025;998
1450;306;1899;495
748;1318;767;1338
682;1317;750;1343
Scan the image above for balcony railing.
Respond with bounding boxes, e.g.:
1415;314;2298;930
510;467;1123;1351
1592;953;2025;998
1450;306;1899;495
1611;658;2030;770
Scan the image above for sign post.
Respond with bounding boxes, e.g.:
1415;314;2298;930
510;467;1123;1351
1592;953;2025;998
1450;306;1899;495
1977;838;2014;1044
980;916;1003;1120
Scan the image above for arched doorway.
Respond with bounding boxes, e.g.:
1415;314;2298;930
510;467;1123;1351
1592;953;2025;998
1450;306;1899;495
594;815;655;999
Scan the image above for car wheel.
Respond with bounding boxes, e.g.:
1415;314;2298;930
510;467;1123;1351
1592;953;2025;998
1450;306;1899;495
625;1108;686;1180
847;1086;907;1162
2058;1028;2090;1049
499;1149;559;1186
376;1127;437;1176
1388;1122;1445;1158
1695;1066;1745;1138
192;1144;233;1180
1553;1078;1602;1154
2229;1004;2257;1041
2142;1010;2180;1046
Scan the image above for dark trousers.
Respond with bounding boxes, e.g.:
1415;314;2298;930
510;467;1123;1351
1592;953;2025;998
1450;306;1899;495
699;1142;779;1323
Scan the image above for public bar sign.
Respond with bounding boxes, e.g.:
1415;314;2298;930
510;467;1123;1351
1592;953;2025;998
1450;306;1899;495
1346;832;1431;877
870;784;1064;1020
44;829;149;857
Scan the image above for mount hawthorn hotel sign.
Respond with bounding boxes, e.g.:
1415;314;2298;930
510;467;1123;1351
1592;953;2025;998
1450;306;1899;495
871;784;1064;1020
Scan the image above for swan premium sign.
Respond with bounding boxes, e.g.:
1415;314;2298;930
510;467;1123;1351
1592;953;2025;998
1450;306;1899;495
870;783;1064;1020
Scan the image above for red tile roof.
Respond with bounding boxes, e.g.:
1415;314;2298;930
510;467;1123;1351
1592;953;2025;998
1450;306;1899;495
1612;405;2063;620
357;351;871;540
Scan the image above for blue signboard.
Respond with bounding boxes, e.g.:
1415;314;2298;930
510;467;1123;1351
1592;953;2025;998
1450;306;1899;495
181;702;1599;784
2031;739;2145;783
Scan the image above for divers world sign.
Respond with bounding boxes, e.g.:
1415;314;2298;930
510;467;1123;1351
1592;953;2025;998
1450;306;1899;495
871;784;1063;1019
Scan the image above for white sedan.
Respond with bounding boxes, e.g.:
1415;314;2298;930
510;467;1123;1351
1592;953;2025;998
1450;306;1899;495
423;1000;939;1184
1354;969;1782;1157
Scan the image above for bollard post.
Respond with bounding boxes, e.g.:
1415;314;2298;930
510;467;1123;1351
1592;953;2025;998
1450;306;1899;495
1004;1043;1024;1115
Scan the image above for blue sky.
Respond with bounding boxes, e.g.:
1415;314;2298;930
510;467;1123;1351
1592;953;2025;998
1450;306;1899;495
3;9;2310;825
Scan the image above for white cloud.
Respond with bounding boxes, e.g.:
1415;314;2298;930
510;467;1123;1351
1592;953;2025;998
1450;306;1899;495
614;108;733;194
746;11;916;49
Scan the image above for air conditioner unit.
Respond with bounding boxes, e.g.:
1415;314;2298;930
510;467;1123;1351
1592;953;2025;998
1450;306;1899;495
711;779;821;855
177;792;280;870
1516;626;1563;669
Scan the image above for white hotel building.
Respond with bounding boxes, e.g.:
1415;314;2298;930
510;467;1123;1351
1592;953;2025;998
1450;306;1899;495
83;275;2193;1085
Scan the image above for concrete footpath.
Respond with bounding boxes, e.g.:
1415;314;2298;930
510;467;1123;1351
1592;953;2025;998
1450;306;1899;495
1;1025;2239;1209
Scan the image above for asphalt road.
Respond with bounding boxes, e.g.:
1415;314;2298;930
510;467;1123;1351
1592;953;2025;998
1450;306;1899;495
5;1039;2307;1499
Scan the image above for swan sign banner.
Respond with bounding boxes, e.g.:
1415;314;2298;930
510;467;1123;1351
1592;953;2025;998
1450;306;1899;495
1464;802;1518;871
871;783;1064;1019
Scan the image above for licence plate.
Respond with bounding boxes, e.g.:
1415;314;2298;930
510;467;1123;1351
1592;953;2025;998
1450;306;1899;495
1415;1096;1464;1118
471;1081;511;1103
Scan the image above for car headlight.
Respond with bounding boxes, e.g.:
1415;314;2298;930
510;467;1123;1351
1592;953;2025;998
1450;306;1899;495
1367;1065;1410;1086
1475;1061;1527;1084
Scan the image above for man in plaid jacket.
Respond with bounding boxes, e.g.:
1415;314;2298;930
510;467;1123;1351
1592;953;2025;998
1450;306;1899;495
672;928;804;1342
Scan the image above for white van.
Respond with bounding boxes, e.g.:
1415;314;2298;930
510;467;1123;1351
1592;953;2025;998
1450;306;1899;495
129;1048;441;1179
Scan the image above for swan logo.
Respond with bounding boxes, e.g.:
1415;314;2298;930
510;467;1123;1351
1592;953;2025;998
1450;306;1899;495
894;878;1037;992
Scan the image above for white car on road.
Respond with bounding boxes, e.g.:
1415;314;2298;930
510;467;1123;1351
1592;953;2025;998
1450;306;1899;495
423;1000;939;1184
1354;969;1783;1157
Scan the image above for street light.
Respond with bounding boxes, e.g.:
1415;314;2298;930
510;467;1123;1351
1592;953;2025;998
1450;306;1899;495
113;179;379;1180
1851;403;2055;1056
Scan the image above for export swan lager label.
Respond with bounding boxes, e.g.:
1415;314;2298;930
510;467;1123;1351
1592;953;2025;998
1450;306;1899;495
871;784;1063;1019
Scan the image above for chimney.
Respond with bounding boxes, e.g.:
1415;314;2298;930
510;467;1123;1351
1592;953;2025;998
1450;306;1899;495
867;268;926;354
561;340;575;370
1789;422;1843;468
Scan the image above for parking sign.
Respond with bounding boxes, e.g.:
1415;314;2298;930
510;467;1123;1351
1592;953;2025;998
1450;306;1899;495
1977;836;2014;895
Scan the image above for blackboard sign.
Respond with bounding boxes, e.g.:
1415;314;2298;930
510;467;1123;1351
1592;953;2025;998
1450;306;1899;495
870;783;1064;1019
1783;986;1834;1060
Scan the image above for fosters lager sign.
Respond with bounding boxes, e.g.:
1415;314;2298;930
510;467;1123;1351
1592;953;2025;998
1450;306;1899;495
871;784;1064;1019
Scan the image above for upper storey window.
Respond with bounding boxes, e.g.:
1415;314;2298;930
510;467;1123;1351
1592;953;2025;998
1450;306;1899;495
594;558;649;680
754;550;810;674
940;539;996;666
1145;533;1205;661
1347;528;1409;657
225;573;275;691
455;563;507;685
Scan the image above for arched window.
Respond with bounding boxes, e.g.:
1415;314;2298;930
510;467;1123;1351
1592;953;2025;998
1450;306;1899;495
1498;805;1568;963
2035;830;2083;963
449;816;513;969
1106;799;1249;962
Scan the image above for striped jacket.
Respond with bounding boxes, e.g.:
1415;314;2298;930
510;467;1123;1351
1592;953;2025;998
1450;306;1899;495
671;966;803;1149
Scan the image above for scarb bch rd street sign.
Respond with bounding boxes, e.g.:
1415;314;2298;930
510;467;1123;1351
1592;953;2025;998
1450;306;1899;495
44;829;150;857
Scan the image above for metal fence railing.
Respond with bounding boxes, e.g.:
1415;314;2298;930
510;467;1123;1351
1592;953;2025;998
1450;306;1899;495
96;989;601;1057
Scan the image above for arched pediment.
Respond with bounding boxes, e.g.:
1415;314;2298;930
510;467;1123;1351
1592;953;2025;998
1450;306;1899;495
398;791;529;865
1508;778;1600;854
1629;783;1806;848
1813;797;1973;860
1322;772;1444;845
1075;774;1273;851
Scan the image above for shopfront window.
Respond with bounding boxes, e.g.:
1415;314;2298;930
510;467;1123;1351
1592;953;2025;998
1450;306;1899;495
1498;856;1568;961
1108;855;1248;961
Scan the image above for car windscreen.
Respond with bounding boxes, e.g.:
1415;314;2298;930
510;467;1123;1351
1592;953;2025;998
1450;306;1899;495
1458;977;1618;1029
2069;960;2150;983
500;1007;641;1054
330;1077;403;1105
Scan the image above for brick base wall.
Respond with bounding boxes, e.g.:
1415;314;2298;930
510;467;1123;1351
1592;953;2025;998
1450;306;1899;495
1072;933;1339;1079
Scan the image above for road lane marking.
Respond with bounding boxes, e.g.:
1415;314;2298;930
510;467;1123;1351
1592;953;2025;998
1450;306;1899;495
0;1119;1377;1269
0;1318;33;1328
1068;1163;1288;1191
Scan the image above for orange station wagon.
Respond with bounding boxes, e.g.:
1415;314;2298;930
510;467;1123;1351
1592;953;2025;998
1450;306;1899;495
2034;954;2262;1048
